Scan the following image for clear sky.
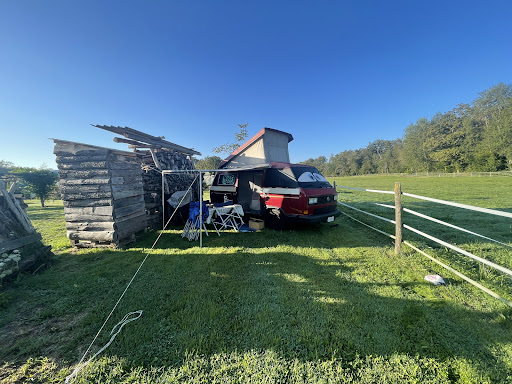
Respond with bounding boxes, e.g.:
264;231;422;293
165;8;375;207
0;1;511;168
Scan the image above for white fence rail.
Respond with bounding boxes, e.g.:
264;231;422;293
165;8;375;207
335;183;512;307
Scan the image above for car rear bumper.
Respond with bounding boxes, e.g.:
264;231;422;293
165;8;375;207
284;209;341;224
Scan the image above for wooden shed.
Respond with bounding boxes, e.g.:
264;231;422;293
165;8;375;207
54;139;147;247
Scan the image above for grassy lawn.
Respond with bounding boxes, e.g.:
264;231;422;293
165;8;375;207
1;176;512;383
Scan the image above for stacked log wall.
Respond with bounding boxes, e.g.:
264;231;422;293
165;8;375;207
141;150;196;229
55;141;147;246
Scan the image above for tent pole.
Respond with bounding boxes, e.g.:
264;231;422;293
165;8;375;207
162;172;165;231
199;171;203;248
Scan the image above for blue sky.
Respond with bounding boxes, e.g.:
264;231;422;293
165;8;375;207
0;1;511;168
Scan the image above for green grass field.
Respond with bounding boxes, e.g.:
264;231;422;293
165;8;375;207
1;175;511;383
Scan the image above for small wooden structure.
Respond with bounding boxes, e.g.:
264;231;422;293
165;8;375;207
53;125;201;247
0;178;52;281
54;139;147;247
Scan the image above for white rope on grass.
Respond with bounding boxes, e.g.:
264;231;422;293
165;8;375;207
404;224;512;277
65;174;199;384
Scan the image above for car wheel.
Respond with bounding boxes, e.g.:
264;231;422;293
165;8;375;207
265;208;286;230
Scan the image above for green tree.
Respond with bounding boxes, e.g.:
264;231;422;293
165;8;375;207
195;156;223;170
213;123;249;155
11;166;58;207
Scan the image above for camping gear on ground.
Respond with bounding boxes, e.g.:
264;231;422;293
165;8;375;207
182;202;209;241
206;203;245;233
424;274;445;285
168;190;192;208
249;219;265;230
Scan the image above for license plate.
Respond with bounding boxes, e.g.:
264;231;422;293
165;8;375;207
327;216;334;223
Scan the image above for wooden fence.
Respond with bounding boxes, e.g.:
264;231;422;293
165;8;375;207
335;182;512;307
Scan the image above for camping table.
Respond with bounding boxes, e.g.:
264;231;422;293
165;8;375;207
207;204;245;233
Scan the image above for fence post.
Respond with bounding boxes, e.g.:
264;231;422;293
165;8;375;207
394;182;402;254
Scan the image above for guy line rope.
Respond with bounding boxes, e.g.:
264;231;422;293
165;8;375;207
65;174;199;384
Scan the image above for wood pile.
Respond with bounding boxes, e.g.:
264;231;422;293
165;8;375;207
93;125;201;229
141;151;197;228
0;180;52;283
54;139;147;247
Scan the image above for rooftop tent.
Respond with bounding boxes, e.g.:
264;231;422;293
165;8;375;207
219;127;293;169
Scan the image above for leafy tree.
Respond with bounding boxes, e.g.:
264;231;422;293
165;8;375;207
213;123;249;155
11;166;58;207
195;156;223;170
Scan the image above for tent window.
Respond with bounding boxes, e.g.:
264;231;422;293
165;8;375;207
264;168;298;188
218;173;237;186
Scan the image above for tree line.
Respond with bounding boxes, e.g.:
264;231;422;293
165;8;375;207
302;83;512;176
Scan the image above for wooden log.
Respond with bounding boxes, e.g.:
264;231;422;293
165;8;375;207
116;219;147;239
64;213;114;222
113;195;145;209
58;161;108;170
114;203;145;219
58;169;109;179
112;189;144;200
59;178;111;186
64;206;114;216
0;182;34;233
0;233;42;253
54;142;110;155
111;175;143;185
63;198;113;208
67;230;116;242
60;184;111;194
65;221;116;231
62;192;112;200
56;154;109;163
111;182;143;193
111;169;142;178
109;162;142;171
116;210;146;224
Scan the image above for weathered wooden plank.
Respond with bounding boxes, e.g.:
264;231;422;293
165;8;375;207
114;203;145;219
56;154;109;163
62;192;112;200
116;220;147;239
58;169;109;179
54;143;110;156
58;161;108;170
65;221;116;231
67;231;116;242
113;195;145;209
60;184;111;194
109;162;142;171
116;210;146;224
64;213;114;222
0;233;42;253
110;169;142;178
64;206;114;216
111;182;143;193
59;178;111;186
112;189;144;200
111;175;143;185
63;199;113;208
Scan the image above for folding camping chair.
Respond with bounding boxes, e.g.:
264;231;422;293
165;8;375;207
182;202;209;241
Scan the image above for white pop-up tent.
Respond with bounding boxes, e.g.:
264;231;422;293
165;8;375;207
219;127;293;169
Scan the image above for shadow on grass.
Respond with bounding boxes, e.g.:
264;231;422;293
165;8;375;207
2;237;511;381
